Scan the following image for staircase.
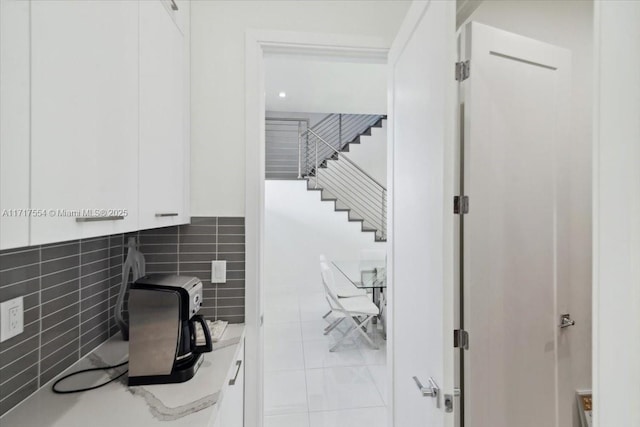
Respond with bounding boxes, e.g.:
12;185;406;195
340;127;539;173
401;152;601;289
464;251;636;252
299;114;387;242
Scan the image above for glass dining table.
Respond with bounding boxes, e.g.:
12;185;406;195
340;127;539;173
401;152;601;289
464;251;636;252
331;259;386;308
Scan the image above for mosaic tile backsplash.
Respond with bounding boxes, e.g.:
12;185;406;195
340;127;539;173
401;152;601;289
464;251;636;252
0;216;245;416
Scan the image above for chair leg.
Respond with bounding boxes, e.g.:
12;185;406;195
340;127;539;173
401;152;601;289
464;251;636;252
355;316;368;333
330;315;378;352
323;317;344;335
353;318;378;349
322;310;332;319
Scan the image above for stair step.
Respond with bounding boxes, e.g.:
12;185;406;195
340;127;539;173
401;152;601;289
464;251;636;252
348;211;364;221
321;189;338;200
299;115;387;242
335;200;350;211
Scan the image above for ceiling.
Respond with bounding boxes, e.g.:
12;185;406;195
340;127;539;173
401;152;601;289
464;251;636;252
264;56;387;115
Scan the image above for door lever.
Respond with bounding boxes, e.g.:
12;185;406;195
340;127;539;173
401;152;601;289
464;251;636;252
560;313;575;328
413;376;440;407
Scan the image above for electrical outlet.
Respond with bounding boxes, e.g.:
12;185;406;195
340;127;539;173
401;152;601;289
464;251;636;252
211;260;227;283
1;296;24;343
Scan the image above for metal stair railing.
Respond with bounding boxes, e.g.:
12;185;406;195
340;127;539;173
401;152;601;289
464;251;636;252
297;113;383;179
301;128;387;241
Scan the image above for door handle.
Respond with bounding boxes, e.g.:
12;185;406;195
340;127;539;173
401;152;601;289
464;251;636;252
229;360;242;385
413;376;440;407
75;216;125;222
155;212;179;217
560;313;575;328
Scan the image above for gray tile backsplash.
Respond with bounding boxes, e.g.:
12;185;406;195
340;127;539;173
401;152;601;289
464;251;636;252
139;216;245;324
0;216;245;416
0;236;120;416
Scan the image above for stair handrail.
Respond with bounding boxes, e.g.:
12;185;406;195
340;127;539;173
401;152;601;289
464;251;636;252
297;113;337;178
303;128;386;192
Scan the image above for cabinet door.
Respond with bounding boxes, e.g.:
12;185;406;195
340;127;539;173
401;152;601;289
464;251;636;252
30;1;139;244
220;340;245;427
138;0;186;229
0;0;30;249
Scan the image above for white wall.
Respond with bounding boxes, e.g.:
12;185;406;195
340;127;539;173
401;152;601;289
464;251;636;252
593;2;640;425
465;2;593;426
265;57;387;114
344;119;387;187
264;180;384;296
190;0;410;216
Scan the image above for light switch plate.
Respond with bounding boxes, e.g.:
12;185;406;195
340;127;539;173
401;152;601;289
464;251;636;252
211;260;227;283
1;296;24;343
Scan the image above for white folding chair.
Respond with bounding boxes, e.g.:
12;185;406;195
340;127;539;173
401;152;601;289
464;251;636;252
320;264;379;351
320;255;367;298
318;254;368;331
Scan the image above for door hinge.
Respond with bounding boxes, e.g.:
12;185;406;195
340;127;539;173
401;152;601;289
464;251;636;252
453;195;469;214
455;60;470;81
454;329;469;350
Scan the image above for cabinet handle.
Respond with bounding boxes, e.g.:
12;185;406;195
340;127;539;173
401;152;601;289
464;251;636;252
170;0;178;11
75;216;125;223
155;213;179;217
229;360;242;385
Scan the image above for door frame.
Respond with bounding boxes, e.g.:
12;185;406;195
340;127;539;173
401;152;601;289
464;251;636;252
592;1;640;425
244;29;389;427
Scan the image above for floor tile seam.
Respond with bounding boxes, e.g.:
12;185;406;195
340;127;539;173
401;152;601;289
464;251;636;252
363;364;387;406
297;291;312;427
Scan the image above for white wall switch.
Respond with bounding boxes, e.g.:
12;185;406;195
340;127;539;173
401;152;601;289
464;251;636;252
211;260;227;283
1;296;24;343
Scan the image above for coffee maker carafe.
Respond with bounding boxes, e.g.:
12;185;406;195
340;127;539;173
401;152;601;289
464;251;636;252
128;274;213;386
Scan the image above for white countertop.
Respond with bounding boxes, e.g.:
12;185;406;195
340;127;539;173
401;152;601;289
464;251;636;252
1;324;245;427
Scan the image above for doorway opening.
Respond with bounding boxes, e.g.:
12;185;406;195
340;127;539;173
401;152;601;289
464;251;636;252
262;53;389;427
244;30;392;427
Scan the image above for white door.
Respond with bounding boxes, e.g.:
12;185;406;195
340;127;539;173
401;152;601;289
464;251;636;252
460;22;571;427
388;1;456;426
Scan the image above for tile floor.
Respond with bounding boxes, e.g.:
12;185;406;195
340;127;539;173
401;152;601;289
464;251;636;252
264;279;387;427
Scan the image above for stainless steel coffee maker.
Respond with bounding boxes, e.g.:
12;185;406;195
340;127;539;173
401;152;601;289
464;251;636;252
128;274;213;386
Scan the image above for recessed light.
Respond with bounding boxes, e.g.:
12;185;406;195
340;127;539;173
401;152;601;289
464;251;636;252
278;91;287;98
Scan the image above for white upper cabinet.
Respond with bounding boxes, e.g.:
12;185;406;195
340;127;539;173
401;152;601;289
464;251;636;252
138;0;189;229
0;0;31;249
30;1;140;244
0;0;190;248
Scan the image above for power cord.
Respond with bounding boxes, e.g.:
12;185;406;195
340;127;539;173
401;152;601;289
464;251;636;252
51;360;129;394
